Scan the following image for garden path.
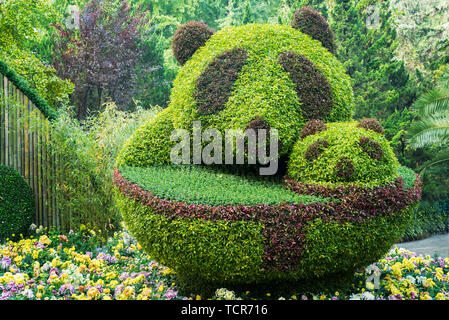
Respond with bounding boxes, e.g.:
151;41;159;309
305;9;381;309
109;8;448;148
394;233;449;258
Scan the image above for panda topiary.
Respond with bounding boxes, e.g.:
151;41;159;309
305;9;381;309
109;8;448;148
114;7;421;296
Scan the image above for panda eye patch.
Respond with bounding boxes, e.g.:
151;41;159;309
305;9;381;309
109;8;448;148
304;139;329;161
194;48;248;115
278;50;333;121
359;137;383;160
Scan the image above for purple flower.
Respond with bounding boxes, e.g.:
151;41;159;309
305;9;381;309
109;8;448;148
1;256;11;269
164;289;178;300
0;291;11;300
119;273;129;281
35;242;45;249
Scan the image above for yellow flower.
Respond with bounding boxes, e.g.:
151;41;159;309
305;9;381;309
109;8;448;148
87;288;99;299
435;292;448;300
420;292;432;300
38;235;52;246
366;282;375;291
391;262;403;279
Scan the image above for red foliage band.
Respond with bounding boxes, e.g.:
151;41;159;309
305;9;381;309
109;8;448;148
114;169;421;271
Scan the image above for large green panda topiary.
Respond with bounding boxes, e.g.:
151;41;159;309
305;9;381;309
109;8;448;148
0;165;35;241
115;8;421;295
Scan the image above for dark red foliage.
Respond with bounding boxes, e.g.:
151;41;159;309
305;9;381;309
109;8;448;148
171;21;215;66
358;118;385;135
195;48;248;115
291;7;336;54
335;156;355;180
52;0;149;119
359;136;384;160
114;169;421;272
278;51;333;121
300;119;327;139
304;139;329;161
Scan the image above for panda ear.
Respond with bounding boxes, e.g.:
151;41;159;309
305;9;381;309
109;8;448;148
171;21;215;65
291;7;336;54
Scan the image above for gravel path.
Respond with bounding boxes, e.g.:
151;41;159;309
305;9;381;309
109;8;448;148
395;233;449;258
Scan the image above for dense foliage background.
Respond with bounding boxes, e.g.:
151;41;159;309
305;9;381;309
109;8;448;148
1;0;448;239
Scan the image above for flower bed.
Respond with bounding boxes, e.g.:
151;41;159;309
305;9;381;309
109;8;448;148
0;227;184;300
1;227;448;300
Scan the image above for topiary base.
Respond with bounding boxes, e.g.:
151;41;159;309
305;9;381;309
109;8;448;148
114;165;420;295
175;270;358;299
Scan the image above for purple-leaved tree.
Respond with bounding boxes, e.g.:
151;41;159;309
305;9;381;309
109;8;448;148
52;0;150;119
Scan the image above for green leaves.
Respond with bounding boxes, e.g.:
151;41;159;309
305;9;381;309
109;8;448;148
288;121;400;188
0;165;35;241
119;164;324;206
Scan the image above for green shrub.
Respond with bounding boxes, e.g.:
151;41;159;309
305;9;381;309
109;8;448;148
116;107;175;168
169;23;353;156
288;122;400;187
44;103;154;235
401;200;449;242
0;165;35;240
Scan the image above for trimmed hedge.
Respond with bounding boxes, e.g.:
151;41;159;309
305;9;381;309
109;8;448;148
114;167;420;289
0;59;57;121
171;21;215;66
0;165;35;240
168;23;353;157
116;108;175;167
291;7;336;54
288;122;400;187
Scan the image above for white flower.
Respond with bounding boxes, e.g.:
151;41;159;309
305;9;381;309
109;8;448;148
405;275;416;285
349;293;362;300
361;292;375;300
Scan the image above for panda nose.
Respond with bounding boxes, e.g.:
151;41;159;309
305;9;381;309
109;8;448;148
335;156;355;180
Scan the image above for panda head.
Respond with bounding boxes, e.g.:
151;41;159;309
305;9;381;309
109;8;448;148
287;120;400;187
168;7;354;157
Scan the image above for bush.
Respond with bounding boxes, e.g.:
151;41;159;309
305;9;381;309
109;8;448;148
0;165;35;240
44;103;155;235
401;200;449;242
115;21;419;295
116;107;175;168
171;21;215;66
288;122;400;187
358;118;385;135
169;23;353;156
291;7;336;54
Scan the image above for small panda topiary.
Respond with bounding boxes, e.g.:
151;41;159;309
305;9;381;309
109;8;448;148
0;165;35;241
115;7;421;296
288;121;400;188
